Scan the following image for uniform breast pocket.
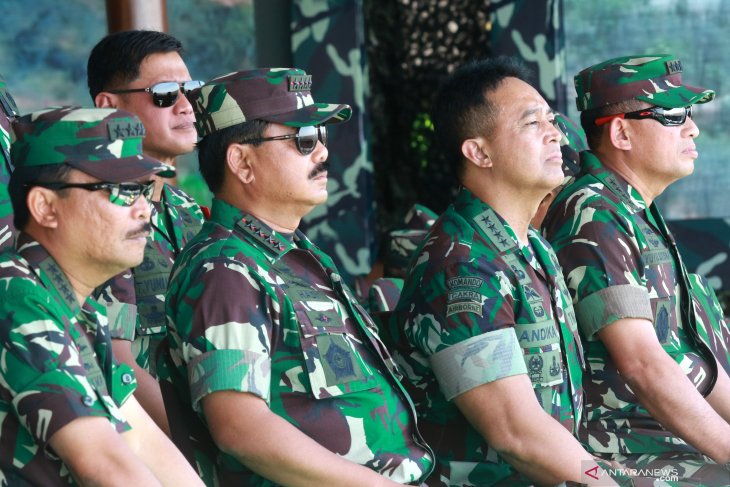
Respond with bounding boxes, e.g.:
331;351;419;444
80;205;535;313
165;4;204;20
514;319;564;388
296;303;378;399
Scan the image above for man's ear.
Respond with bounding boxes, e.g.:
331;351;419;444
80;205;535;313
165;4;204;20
609;118;632;151
226;143;255;184
27;187;60;229
94;92;117;109
461;137;492;168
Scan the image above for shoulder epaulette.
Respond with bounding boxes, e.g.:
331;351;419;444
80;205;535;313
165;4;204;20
236;216;287;255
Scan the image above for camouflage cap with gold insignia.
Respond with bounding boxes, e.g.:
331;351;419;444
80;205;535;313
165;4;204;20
11;106;174;182
188;68;352;138
575;54;715;111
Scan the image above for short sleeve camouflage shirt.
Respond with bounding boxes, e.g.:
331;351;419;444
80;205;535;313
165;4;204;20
164;198;434;486
0;235;136;486
543;151;717;455
96;183;203;373
390;188;584;486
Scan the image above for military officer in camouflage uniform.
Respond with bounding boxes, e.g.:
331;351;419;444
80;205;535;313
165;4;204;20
0;73;19;252
163;68;434;486
0;107;202;486
543;54;730;485
389;58;622;486
87;30;205;434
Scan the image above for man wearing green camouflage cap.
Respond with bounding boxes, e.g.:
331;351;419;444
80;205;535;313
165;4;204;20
544;54;730;484
0;73;19;252
0;107;203;486
161;67;434;486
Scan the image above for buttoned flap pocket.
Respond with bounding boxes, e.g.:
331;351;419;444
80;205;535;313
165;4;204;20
514;319;564;388
296;303;378;399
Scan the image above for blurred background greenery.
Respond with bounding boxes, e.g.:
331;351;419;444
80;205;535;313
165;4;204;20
0;0;257;207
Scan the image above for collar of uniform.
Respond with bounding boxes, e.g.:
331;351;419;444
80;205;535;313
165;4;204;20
581;151;647;215
210;197;251;229
236;214;293;255
16;232;81;315
210;198;316;257
454;186;522;254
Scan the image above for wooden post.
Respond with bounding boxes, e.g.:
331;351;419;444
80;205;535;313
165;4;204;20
105;0;168;33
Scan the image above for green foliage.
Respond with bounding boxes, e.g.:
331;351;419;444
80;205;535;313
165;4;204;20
410;113;434;170
0;0;254;208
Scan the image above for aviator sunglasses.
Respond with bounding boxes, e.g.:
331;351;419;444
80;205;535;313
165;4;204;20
594;105;693;127
240;125;328;156
108;80;205;108
30;181;156;207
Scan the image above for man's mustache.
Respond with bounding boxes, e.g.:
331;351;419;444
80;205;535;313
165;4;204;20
309;161;330;179
126;223;152;239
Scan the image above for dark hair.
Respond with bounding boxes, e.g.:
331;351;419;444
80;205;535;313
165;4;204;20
580;99;644;150
9;164;73;230
87;30;184;100
196;120;268;193
432;56;533;180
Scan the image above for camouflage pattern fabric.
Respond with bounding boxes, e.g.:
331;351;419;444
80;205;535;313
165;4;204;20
554;111;586;187
489;0;570;112
188;68;351;137
164;197;434;486
10;107;174;180
388;187;584;486
96;183;203;374
688;272;730;375
354;204;437;309
543;151;721;458
0;234;137;486
667;218;730;312
384;204;438;279
291;1;375;283
0;74;18;252
573;54;714;111
667;219;730;374
368;277;404;314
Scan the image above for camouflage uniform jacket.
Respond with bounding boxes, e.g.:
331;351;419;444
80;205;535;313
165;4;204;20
543;151;719;455
97;183;203;373
165;198;434;486
0;234;137;486
390;187;584;487
0;102;14;252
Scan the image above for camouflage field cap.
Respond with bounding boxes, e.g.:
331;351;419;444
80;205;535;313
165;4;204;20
11;107;174;182
575;54;715;111
188;68;353;137
555;111;586;185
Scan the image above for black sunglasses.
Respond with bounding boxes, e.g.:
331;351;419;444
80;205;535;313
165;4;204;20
108;80;204;108
240;125;328;156
595;105;693;127
31;181;155;207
